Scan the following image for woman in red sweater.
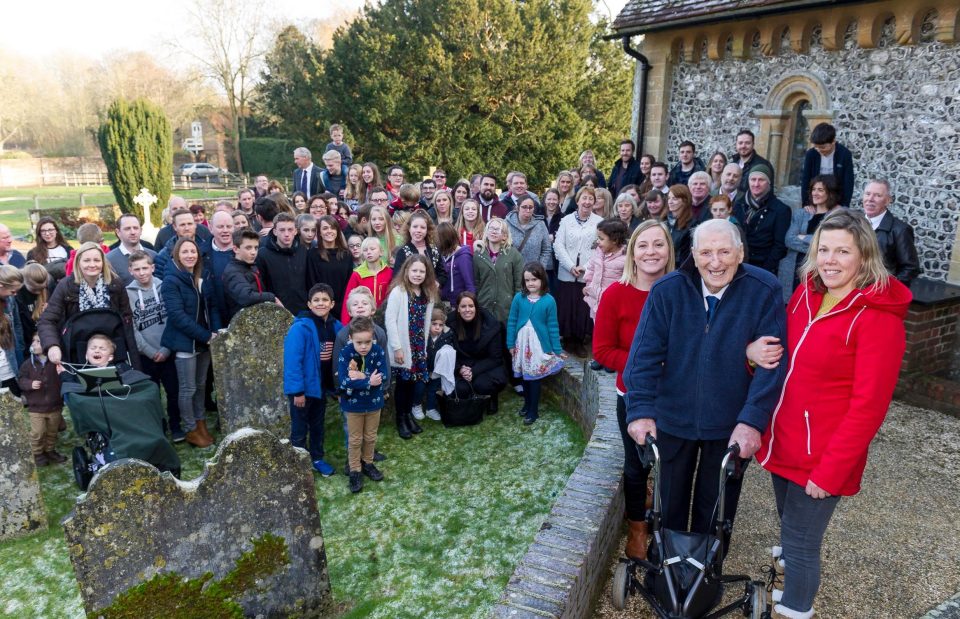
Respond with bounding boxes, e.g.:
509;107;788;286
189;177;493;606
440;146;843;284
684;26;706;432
751;209;911;619
593;219;675;560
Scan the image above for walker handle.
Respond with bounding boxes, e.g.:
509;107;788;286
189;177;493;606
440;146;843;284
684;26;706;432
722;443;745;479
637;433;658;469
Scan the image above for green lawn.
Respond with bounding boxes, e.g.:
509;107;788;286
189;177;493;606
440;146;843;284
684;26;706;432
0;186;237;238
0;390;585;618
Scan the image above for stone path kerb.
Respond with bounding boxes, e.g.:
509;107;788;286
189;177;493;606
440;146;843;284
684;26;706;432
492;360;625;618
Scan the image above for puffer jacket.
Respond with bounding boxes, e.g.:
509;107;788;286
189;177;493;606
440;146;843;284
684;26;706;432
504;211;553;270
473;244;524;323
757;276;912;496
160;265;223;354
582;246;626;320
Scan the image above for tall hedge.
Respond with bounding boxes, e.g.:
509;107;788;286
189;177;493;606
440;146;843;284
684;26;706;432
97;99;172;226
239;137;298;181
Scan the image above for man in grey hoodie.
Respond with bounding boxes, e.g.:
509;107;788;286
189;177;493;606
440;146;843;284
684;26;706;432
126;251;183;442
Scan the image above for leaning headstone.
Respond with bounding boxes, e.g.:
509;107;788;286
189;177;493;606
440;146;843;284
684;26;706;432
211;302;294;437
62;428;331;618
0;390;47;540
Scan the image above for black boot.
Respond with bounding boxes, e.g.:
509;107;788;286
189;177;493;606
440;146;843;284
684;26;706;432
407;410;422;434
397;409;412;439
488;392;499;414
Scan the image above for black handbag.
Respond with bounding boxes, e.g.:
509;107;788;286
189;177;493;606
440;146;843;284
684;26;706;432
439;385;489;427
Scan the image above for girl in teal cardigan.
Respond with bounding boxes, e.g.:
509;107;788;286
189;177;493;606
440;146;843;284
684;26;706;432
506;262;565;424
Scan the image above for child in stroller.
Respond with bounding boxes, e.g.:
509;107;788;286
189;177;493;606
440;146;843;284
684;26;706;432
59;308;180;490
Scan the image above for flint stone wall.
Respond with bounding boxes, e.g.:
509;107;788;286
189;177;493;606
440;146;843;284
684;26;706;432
664;32;960;281
0;391;47;540
62;429;330;617
212;303;294;437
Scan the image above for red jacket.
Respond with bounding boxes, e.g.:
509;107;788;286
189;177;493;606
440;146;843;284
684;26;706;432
340;262;393;323
592;282;649;394
757;277;911;496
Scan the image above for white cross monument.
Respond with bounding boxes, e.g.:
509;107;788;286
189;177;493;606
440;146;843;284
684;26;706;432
133;188;159;244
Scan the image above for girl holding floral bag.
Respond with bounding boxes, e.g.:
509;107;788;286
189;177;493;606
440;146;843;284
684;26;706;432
506;262;566;425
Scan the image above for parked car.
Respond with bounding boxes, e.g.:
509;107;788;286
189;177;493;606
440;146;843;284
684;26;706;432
178;163;227;181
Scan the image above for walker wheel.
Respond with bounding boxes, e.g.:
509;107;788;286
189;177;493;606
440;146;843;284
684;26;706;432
72;446;93;491
612;561;629;610
749;580;767;619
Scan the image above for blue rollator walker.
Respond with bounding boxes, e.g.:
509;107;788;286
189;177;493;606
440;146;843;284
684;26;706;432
611;435;769;618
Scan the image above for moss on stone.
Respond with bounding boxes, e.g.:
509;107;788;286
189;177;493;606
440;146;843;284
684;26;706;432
97;533;289;618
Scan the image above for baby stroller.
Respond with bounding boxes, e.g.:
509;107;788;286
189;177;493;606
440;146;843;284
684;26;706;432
611;435;768;618
59;308;181;490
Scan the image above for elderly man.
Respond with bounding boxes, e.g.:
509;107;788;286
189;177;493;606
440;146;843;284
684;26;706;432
625;218;786;553
107;214;157;285
0;224;25;267
293;147;323;198
862;179;920;285
736;165;790;275
687;171;713;223
154;195;211;250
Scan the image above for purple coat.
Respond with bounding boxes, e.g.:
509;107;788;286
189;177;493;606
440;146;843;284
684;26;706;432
440;246;476;306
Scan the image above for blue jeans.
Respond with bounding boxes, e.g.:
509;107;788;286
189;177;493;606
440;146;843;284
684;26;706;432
424;377;441;410
174;351;210;432
772;474;841;614
289;395;327;461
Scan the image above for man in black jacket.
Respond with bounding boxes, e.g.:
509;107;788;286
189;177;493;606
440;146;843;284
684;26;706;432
735;165;790;275
862;179;920;285
730;129;774;193
668;140;706;187
256;213;309;314
609;139;643;197
800;123;855;207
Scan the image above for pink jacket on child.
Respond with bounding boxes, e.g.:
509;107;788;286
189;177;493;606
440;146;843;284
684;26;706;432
583;245;626;320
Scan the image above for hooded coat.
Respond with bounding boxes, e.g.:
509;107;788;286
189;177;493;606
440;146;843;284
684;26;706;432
757;277;911;497
504;211;553;270
256;233;309;315
582;246;627;320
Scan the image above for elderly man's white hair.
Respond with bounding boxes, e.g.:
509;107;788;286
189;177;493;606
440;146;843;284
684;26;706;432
691;218;742;249
688;171;711;185
294;146;312;159
167;195;187;209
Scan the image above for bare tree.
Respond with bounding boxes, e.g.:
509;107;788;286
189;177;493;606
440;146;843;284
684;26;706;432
170;0;267;173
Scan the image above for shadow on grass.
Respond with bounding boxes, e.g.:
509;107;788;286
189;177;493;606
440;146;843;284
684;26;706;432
0;390;585;618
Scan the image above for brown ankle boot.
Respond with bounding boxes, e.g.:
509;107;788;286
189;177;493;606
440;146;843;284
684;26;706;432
196;420;214;444
625;519;649;561
185;428;211;448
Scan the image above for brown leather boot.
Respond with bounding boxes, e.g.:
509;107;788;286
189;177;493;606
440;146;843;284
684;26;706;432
625;519;648;561
196;420;215;444
185;428;211;448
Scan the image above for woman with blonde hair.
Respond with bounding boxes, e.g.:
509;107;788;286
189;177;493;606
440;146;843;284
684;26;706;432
37;243;138;367
16;262;50;349
344;163;364;211
593;187;613;219
556;171;576;214
454;198;485;251
593;220;675;560
368;205;398;267
751;208;912;619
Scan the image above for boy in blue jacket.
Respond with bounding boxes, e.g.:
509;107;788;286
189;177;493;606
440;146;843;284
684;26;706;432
338;316;387;493
283;283;341;477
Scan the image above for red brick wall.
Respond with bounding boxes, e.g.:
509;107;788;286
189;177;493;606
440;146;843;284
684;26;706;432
901;301;960;375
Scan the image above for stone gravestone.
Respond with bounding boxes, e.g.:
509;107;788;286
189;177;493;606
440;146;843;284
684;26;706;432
211;302;294;438
62;429;331;617
0;390;47;540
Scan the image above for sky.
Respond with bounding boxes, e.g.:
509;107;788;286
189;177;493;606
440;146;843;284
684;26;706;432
4;0;629;59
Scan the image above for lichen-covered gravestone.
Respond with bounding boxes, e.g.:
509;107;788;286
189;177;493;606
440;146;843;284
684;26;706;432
62;429;331;618
0;390;47;540
211;302;294;437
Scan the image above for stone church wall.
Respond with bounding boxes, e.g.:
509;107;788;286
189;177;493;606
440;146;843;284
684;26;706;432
664;33;960;282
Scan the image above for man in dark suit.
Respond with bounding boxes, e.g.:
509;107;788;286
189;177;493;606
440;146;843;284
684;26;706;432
730;129;774;193
800;123;855;207
293;147;324;198
862;179;920;285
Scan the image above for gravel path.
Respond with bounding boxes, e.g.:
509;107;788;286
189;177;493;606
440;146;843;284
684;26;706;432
594;401;960;618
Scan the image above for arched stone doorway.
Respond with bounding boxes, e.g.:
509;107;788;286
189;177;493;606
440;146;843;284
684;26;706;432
756;73;834;196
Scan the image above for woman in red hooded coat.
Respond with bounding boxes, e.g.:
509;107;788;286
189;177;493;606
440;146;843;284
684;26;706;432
749;209;911;619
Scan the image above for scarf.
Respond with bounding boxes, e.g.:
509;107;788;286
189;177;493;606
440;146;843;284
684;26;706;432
743;188;771;226
79;276;109;312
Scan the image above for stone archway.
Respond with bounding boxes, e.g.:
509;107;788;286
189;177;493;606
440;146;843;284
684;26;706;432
755;72;834;190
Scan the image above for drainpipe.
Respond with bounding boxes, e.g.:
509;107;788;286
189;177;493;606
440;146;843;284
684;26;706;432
622;36;650;154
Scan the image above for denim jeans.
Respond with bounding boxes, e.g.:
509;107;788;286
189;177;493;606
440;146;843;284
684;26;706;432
772;473;841;614
289;395;327;461
174;351;210;432
424;377;441;410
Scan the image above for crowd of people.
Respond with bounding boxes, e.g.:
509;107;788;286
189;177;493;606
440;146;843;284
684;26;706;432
0;120;918;617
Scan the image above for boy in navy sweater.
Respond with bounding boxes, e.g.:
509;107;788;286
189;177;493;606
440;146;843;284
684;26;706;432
338;316;387;493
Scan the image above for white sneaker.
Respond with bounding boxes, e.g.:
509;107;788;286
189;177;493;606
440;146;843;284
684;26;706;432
412;405;425;420
773;603;813;619
426;408;441;421
513;384;524;394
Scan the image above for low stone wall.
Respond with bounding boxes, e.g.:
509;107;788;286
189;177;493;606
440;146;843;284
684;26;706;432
492;361;625;618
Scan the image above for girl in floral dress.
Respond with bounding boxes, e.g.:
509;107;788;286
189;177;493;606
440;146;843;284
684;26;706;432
384;254;438;439
506;262;565;425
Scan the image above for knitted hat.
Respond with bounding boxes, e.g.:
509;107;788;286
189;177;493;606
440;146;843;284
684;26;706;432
749;164;773;183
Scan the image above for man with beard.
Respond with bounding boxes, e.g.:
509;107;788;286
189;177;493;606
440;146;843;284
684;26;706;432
712;164;744;205
730;130;774;193
609;139;642;197
476;174;508;221
734;165;790;275
668;141;706;187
